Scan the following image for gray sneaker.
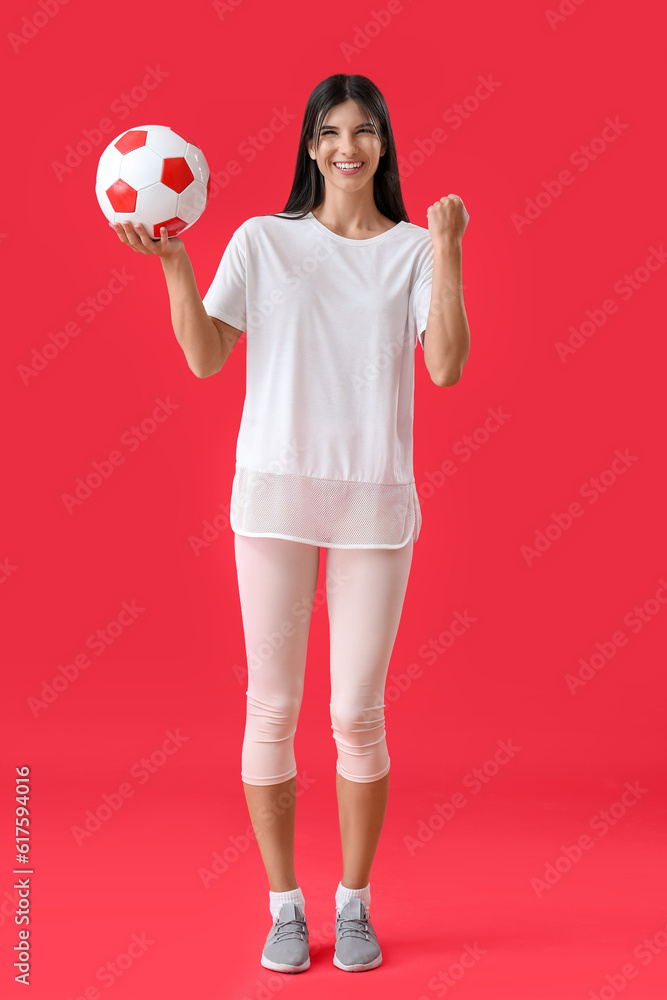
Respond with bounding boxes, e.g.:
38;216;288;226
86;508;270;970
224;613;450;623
333;897;383;971
261;901;310;973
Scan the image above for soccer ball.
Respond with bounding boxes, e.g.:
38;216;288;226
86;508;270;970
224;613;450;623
95;124;210;239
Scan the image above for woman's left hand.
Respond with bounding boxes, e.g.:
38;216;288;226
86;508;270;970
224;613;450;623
426;194;470;248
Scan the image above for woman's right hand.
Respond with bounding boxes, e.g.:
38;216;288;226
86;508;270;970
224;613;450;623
110;220;186;259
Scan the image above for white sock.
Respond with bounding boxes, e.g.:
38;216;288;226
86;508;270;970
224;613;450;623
336;880;371;915
269;886;305;921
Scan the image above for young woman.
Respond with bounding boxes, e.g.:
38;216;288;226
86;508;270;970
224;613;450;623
110;73;470;975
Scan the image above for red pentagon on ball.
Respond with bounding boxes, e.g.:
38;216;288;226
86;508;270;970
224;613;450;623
106;178;137;212
152;216;189;239
161;157;194;193
114;130;148;154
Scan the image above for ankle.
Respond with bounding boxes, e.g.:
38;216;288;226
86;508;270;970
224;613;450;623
269;885;306;920
335;879;371;914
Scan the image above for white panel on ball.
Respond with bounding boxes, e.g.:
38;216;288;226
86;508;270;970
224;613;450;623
119;146;162;188
95;183;115;219
146;129;188;158
178;181;208;223
96;146;124;187
184;145;210;185
136;183;179;225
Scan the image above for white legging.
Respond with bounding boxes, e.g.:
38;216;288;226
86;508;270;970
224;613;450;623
233;533;414;785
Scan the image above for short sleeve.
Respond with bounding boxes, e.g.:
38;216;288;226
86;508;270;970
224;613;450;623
201;224;246;331
409;241;434;350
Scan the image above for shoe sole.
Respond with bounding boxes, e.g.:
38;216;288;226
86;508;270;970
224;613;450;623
261;953;310;973
333;951;383;972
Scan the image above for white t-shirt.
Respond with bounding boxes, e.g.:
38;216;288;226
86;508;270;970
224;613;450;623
202;210;434;549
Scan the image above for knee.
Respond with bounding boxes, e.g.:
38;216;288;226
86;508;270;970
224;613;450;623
246;690;302;731
329;698;386;739
330;698;390;782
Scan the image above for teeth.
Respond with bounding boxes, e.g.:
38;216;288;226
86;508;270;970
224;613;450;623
334;162;362;170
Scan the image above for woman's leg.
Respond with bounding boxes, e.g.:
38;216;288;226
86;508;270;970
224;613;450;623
325;538;414;889
234;533;321;892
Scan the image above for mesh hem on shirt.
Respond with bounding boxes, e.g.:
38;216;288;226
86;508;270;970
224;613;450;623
230;466;422;548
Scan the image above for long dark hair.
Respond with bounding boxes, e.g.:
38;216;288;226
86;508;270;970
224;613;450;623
265;74;410;224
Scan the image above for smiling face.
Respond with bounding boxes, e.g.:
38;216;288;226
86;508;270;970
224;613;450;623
307;99;386;191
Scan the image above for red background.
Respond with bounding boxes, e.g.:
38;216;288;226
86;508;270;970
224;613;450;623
2;0;666;997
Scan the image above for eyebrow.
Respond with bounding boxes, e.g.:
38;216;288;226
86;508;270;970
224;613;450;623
320;122;376;129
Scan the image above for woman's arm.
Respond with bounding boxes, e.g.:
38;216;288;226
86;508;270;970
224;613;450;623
161;253;243;378
423;195;471;387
